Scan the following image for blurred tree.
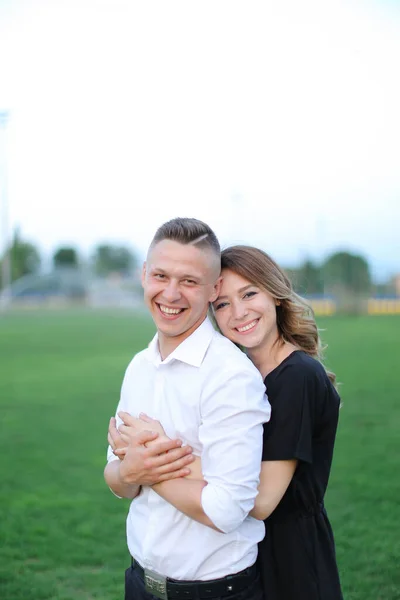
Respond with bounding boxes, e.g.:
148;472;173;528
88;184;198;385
53;247;79;268
297;259;324;295
282;262;323;296
0;228;41;285
322;251;371;294
283;266;300;291
92;244;137;277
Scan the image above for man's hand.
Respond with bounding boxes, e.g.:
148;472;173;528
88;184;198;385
117;430;195;486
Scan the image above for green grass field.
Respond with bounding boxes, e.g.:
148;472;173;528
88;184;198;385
0;310;399;600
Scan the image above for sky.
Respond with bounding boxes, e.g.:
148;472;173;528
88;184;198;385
0;0;399;282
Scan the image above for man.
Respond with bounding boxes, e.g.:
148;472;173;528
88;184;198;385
104;217;271;600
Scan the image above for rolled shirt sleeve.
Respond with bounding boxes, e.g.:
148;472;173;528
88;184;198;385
200;367;271;533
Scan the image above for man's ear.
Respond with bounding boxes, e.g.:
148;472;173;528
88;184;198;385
210;276;222;302
141;262;147;288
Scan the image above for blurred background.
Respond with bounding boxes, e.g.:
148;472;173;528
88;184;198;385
0;1;399;599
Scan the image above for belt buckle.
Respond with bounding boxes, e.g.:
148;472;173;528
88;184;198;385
144;568;168;600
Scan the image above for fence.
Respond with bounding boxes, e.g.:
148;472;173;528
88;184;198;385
306;296;400;316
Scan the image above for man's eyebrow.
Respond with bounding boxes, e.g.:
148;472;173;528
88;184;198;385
215;284;255;300
149;267;201;280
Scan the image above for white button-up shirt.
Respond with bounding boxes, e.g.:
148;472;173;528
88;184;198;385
107;317;271;581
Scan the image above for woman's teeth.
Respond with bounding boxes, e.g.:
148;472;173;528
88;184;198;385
237;320;258;332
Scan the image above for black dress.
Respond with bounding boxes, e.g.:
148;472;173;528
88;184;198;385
257;351;343;600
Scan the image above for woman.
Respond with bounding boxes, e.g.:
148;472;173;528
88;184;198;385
111;245;343;600
211;245;343;600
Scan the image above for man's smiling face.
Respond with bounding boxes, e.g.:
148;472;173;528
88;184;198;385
142;239;220;353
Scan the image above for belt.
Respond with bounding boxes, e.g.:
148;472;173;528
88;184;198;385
132;558;258;600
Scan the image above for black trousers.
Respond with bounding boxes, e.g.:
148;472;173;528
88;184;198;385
125;562;263;600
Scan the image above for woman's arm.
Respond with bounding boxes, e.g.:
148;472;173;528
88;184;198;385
116;415;219;528
250;459;297;520
184;456;203;479
115;416;294;528
186;456;297;521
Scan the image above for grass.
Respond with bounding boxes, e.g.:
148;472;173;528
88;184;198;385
0;310;399;599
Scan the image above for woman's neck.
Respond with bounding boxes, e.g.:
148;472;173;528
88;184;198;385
249;337;298;379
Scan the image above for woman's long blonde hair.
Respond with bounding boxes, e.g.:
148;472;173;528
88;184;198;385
220;245;336;386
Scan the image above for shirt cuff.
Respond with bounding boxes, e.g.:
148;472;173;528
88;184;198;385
201;484;247;534
106;455;123;498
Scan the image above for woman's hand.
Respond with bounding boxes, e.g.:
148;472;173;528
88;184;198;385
118;411;168;450
118;411;166;440
108;416;129;459
107;412;195;483
109;412;166;459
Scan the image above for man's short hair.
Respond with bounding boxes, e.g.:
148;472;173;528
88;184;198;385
150;217;220;256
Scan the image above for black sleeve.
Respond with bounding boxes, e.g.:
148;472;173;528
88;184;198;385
262;364;316;463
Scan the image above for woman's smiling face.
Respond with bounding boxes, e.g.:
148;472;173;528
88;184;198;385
213;268;279;351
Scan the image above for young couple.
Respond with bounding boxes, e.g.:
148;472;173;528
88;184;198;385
105;217;343;600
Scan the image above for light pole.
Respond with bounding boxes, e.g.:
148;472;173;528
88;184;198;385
0;110;11;308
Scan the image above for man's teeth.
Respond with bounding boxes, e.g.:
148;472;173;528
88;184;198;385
237;320;258;332
160;305;183;315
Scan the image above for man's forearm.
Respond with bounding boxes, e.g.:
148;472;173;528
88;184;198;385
152;479;222;532
104;460;141;499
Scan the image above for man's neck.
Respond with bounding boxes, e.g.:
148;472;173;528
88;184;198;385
157;317;207;361
158;337;180;361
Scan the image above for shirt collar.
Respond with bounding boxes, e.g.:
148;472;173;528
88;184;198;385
146;317;216;368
